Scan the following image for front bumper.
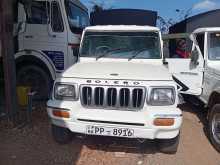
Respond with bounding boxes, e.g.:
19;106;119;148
47;100;182;140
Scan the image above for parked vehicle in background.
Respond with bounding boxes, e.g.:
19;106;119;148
12;0;89;99
165;28;220;152
47;25;183;154
90;9;158;26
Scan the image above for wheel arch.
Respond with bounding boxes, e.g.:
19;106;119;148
208;91;220;109
15;50;56;80
207;91;220;119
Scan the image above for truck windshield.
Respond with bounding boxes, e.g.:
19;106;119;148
209;33;220;60
64;0;89;34
80;32;161;59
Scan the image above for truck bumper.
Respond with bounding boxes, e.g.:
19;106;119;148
47;100;182;140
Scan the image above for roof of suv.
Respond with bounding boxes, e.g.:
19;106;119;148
193;27;220;33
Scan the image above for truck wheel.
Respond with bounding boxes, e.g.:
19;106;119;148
51;124;73;144
17;65;52;100
208;104;220;152
157;134;180;154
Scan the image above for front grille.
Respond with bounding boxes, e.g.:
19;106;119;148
80;85;146;110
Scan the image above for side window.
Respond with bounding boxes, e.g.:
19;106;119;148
163;37;192;59
26;1;49;24
196;33;204;56
64;0;89;33
51;1;64;32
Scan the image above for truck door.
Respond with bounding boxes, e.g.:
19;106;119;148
166;33;205;96
22;1;68;72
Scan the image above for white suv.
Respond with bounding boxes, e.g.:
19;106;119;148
47;25;182;153
167;27;220;152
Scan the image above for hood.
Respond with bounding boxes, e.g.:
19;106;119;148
62;61;172;81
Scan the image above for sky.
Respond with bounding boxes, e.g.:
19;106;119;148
81;0;220;23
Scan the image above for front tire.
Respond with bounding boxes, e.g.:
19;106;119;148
17;65;52;100
157;134;180;154
51;125;73;144
208;104;220;152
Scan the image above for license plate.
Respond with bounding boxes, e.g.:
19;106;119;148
86;126;134;137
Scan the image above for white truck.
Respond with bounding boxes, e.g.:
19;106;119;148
47;25;183;153
11;0;89;99
166;28;220;152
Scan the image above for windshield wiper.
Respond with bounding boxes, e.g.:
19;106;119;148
128;49;148;61
96;52;110;61
96;47;131;61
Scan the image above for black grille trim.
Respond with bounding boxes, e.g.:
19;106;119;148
80;85;146;110
77;119;145;126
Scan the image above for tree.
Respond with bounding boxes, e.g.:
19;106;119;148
157;8;193;34
175;8;193;21
89;0;113;12
157;16;174;34
0;0;18;123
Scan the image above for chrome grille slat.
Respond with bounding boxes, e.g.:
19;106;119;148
91;86;95;105
129;89;133;108
136;89;139;108
115;87;120;108
103;87;108;106
110;89;114;106
80;85;146;110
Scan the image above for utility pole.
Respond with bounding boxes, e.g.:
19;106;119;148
0;0;18;122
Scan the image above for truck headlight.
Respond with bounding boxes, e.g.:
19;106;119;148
148;87;175;106
54;83;77;100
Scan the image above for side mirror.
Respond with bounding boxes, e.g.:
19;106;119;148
73;47;79;56
17;21;26;33
190;49;199;66
15;3;27;35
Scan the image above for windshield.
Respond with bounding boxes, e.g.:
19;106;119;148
80;32;161;59
64;0;89;34
209;33;220;60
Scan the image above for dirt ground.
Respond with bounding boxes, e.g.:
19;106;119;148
0;103;219;165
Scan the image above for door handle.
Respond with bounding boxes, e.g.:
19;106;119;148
25;35;33;39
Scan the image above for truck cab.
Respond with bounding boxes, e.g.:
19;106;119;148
14;0;89;99
47;25;183;154
166;27;220;152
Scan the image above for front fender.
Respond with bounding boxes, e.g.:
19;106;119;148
213;85;220;95
15;50;57;80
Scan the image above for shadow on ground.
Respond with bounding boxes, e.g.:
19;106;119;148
179;102;209;140
81;135;158;155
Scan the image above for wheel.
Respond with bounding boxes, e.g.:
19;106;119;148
51;124;73;144
208;104;220;152
157;134;180;154
17;65;52;100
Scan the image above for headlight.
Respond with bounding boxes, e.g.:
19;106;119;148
54;83;77;100
148;87;175;106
